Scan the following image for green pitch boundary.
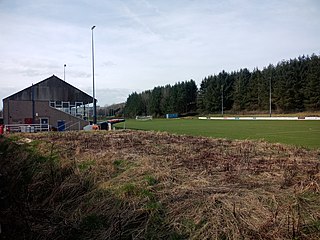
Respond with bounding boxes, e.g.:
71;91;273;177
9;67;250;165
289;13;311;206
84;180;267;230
117;119;320;149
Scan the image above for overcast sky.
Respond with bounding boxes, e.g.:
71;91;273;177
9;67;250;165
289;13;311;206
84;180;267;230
1;0;319;108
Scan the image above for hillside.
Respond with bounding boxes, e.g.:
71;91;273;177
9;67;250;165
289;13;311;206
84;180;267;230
125;54;320;117
1;131;320;239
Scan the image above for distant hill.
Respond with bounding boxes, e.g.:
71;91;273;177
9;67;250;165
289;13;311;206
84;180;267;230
97;102;125;117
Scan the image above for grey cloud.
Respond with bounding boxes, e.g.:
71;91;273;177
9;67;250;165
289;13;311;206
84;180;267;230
1;0;320;106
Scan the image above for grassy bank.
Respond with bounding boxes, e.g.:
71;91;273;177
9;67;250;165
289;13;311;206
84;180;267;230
117;119;320;149
0;133;181;239
1;131;320;239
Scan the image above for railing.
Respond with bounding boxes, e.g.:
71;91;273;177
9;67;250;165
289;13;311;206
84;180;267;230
64;121;81;131
49;102;88;121
4;124;50;133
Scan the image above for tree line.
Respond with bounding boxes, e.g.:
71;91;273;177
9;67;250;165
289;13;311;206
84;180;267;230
125;54;320;117
125;80;197;118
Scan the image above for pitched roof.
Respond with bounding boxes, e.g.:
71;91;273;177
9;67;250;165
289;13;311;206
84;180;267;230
3;75;95;103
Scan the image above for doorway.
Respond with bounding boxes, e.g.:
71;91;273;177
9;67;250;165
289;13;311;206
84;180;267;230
40;118;49;131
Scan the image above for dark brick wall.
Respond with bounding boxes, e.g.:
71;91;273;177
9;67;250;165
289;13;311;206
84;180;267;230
3;100;88;130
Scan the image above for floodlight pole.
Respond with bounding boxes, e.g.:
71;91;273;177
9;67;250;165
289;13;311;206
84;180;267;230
64;64;66;81
221;84;224;116
269;77;272;117
91;25;97;124
32;83;35;124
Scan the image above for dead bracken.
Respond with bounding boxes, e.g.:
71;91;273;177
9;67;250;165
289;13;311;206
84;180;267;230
1;130;320;239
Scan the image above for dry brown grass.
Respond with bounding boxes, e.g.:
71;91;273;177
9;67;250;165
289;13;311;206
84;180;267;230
1;130;320;239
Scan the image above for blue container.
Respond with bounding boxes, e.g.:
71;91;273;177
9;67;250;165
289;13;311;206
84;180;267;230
57;120;65;131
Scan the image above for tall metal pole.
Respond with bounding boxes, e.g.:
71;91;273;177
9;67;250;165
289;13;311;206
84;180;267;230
221;84;224;116
32;83;35;124
91;25;97;124
269;77;272;117
64;64;66;81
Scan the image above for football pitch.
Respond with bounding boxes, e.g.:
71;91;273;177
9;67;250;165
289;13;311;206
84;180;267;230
118;119;320;149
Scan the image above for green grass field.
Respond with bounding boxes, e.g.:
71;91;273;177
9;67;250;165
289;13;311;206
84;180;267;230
117;119;320;149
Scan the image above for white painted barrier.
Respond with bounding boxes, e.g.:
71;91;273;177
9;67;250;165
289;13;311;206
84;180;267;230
305;117;320;120
4;124;50;132
199;116;320;120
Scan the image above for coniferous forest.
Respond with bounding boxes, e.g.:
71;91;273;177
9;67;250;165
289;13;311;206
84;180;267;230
124;54;320;117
